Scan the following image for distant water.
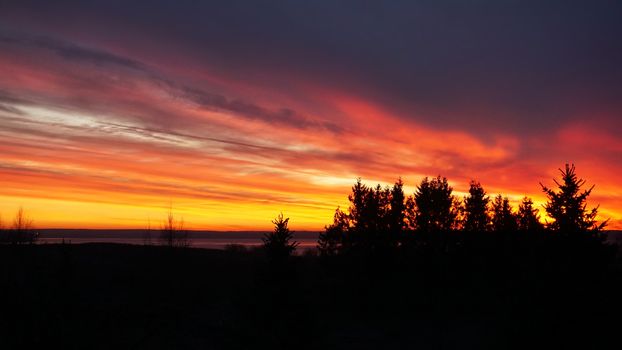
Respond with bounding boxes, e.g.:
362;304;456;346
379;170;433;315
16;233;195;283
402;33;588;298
34;229;622;250
36;229;320;250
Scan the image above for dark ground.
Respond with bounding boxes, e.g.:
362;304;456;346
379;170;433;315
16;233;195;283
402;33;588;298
1;242;621;349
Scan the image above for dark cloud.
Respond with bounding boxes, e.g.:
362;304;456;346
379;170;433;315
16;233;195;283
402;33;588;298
0;90;32;106
0;29;344;133
2;0;622;135
176;85;344;133
0;30;146;70
96;121;288;152
0;104;22;115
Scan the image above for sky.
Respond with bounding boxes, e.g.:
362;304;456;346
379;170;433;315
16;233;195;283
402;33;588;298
0;0;621;230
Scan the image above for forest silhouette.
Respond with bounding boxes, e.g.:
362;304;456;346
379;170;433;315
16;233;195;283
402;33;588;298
0;164;620;349
313;163;608;259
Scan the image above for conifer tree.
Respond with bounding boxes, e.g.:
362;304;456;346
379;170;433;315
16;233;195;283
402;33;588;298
516;197;543;232
348;178;370;236
388;178;406;244
318;208;349;256
263;213;298;261
540;164;607;234
491;195;517;232
463;181;490;232
343;178;394;251
412;176;458;233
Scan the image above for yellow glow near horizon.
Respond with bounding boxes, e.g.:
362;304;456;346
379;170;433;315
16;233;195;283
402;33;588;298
1;42;620;231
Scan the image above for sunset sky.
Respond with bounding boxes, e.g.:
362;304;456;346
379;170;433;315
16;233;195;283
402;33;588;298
1;1;621;230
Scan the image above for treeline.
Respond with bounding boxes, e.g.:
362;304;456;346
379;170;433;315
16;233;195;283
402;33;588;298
311;164;608;257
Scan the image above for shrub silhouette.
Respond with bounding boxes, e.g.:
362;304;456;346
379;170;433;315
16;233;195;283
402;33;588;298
1;207;37;244
263;213;298;261
143;218;153;246
160;208;188;248
540;164;608;235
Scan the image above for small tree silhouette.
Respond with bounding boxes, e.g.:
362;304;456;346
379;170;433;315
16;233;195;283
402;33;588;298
540;164;607;234
387;179;406;245
160;207;188;248
263;213;298;261
143;218;153;246
517;197;544;232
0;213;4;242
9;207;37;244
463;181;490;232
491;195;517;232
318;207;349;256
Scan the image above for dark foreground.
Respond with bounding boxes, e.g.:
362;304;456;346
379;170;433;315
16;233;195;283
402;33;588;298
1;243;621;349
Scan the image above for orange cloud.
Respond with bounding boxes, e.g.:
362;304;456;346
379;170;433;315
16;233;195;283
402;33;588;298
0;35;620;231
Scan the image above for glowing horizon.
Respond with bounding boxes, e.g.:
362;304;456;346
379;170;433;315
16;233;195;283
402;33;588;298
1;2;621;230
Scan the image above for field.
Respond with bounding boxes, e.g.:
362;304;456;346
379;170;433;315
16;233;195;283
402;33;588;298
1;242;621;349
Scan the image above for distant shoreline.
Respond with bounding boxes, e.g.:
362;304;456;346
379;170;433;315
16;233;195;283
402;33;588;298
30;229;621;250
35;228;321;238
34;229;321;250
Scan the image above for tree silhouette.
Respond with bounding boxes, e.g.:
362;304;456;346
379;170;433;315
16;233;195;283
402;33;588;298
0;213;4;242
540;164;607;234
263;213;298;261
491;195;517;232
344;179;387;251
317;168;611;261
8;207;36;244
346;178;369;248
160;207;188;248
517;197;543;232
318;207;349;256
387;179;406;245
143;218;153;246
463;181;490;232
323;178;408;254
410;176;459;233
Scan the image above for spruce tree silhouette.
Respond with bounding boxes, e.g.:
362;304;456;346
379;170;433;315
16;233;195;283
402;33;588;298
321;178;405;255
410;176;458;234
345;179;384;252
463;181;490;232
347;178;368;246
318;208;349;256
540;164;608;235
517;197;544;232
263;213;298;261
491;195;518;232
387;178;406;245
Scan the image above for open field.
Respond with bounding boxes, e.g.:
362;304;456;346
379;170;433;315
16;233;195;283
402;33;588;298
1;242;621;349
